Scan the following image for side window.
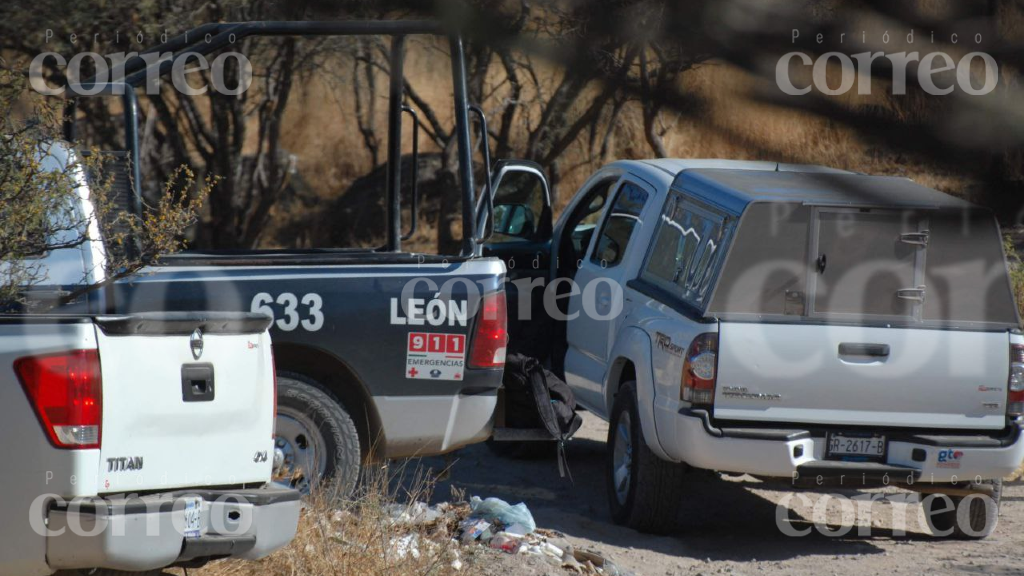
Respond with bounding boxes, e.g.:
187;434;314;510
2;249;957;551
564;181;613;259
590;182;649;267
642;193;728;307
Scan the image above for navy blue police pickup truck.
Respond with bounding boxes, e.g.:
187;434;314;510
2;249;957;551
60;21;548;493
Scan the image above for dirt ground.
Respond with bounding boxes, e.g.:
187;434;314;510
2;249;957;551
416;413;1024;576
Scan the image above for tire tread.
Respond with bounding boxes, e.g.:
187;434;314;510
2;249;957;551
277;373;362;495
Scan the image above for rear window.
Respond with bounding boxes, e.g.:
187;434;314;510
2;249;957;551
707;203;1019;328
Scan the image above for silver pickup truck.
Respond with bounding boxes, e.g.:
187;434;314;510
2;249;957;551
484;158;1024;539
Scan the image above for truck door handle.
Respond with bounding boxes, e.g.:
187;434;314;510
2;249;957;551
815;254;827;274
838;343;890;357
896;285;926;302
181;364;215;402
900;231;930;246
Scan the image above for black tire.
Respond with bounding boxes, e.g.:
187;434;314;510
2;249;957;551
923;480;1001;539
606;382;687;534
275;373;361;497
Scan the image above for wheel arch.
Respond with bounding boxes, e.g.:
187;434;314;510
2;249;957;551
273;342;385;460
605;356;637;415
604;326;671;460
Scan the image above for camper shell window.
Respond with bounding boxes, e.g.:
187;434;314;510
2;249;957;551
640;192;732;308
707;202;1019;329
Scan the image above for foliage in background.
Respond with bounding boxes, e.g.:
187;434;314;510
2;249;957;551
0;66;210;307
3;0;1024;254
1004;234;1024;323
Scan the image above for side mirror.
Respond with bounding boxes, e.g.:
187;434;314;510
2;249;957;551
476;160;552;244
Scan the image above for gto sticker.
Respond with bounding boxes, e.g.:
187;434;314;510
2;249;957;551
406;332;466;381
936;448;964;469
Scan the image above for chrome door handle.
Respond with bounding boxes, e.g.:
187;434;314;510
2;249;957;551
900;231;930;246
838;343;890;357
896;285;926;302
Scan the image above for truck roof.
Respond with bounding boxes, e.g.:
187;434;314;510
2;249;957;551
620;158;974;215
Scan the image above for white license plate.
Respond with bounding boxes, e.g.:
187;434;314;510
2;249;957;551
827;433;886;459
183;497;202;539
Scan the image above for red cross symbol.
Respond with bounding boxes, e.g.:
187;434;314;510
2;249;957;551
408;367;419;377
454;373;461;379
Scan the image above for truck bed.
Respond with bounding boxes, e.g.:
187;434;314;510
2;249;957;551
158;249;469;267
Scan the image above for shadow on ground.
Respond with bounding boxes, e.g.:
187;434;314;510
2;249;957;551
390;415;929;564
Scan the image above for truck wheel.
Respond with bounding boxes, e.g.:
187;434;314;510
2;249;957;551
606;382;687;534
275;373;361;497
923;480;1001;539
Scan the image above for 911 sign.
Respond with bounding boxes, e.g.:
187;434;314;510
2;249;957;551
405;332;466;381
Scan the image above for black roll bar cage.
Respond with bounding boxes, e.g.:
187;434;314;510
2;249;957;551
62;20;481;257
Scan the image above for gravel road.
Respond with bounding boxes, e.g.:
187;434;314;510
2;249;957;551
418;412;1024;576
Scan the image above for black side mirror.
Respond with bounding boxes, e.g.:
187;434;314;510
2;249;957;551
476;160;552;244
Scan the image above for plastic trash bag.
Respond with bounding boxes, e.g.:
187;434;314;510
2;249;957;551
469;496;537;534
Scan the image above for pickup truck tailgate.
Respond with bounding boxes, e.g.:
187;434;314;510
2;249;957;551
716;322;1011;430
94;313;274;493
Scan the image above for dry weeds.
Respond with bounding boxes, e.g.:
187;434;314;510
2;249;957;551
193;464;469;576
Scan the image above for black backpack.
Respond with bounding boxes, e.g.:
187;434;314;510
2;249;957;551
502;352;583;478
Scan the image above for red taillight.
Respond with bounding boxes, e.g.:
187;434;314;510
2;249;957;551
1008;344;1024;417
15;349;102;449
271;349;278;438
681;333;718;407
469;291;508;369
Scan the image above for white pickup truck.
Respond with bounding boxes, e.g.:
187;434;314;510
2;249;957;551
0;145;299;575
483;158;1024;539
0;312;300;576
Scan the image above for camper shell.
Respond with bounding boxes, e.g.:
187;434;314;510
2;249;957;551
643;167;1020;331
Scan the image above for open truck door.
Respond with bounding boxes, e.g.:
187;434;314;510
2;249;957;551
476;160;554;273
476;160;578;455
476;161;554;359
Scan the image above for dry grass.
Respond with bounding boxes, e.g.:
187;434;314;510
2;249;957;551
263;50;992;252
191;464;471;576
1012;462;1024;481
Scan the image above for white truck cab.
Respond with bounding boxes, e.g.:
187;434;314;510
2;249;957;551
486;158;1024;539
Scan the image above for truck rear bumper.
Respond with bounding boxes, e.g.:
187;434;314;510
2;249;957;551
654;405;1024;485
45;485;300;572
376;388;498;459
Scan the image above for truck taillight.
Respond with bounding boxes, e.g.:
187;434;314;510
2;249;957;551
1009;344;1024;417
681;333;718;407
271;349;278;439
15;350;102;449
469;291;508;369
